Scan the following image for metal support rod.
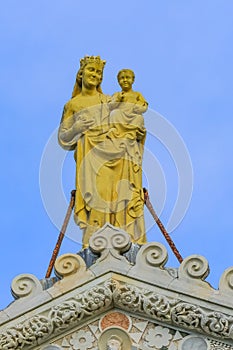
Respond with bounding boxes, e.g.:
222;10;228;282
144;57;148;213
143;188;183;263
45;190;76;278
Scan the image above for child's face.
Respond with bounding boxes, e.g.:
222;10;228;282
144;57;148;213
118;71;134;91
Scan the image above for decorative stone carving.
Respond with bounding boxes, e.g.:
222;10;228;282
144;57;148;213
113;281;233;340
3;277;233;349
54;253;87;279
70;329;95;350
89;224;131;258
11;273;43;299
113;282;177;319
45;314;233;350
210;339;233;349
170;302;233;338
41;346;62;350
88;225;132;275
219;266;233;294
143;292;177;321
171;303;201;328
0;282;113;350
98;326;132;350
100;312;131;332
129;241;174;288
178;255;209;280
179;335;210;350
53;317;187;350
135;242;168;268
0;314;54;349
113;282;144;313
144;325;172;348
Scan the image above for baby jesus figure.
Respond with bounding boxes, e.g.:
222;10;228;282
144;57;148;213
109;69;148;140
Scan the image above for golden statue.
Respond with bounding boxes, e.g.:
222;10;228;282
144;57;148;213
58;57;147;248
110;68;148;132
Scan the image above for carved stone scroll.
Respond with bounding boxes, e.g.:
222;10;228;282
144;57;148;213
89;224;131;257
54;253;87;279
178;255;210;280
219;266;233;294
89;224;132;275
135;242;168;268
11;273;43;299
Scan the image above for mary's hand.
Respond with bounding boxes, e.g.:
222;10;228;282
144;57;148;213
73;118;95;134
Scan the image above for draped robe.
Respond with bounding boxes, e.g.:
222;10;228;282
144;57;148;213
58;93;146;247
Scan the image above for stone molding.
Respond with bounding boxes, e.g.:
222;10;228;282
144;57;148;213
2;225;233;349
1;277;233;349
112;281;233;340
47;314;233;350
0;281;113;349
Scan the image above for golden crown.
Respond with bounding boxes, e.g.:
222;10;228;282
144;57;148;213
80;55;106;70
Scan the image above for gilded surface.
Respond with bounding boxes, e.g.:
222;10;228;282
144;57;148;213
58;56;147;247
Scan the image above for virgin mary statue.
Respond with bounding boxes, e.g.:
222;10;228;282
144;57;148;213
58;56;146;248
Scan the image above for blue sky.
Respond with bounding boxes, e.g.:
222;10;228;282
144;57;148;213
1;1;233;309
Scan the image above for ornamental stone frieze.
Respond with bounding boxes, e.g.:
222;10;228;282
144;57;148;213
1;225;233;349
42;313;233;350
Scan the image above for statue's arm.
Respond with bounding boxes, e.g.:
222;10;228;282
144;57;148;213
58;104;94;150
108;92;122;110
58;104;77;150
133;92;148;114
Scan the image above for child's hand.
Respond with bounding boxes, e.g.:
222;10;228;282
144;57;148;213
120;92;125;101
116;92;124;102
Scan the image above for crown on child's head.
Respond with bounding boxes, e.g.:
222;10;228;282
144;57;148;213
80;55;106;70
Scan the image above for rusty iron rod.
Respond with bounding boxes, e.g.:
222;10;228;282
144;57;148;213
45;190;76;278
143;188;183;263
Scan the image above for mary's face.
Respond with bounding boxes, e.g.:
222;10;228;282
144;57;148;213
82;63;103;89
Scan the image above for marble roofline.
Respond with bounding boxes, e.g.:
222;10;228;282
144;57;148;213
1;224;233;349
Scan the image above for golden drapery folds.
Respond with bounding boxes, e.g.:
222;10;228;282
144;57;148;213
58;57;147;248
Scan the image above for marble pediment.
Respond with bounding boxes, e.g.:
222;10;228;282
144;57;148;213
1;224;233;349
